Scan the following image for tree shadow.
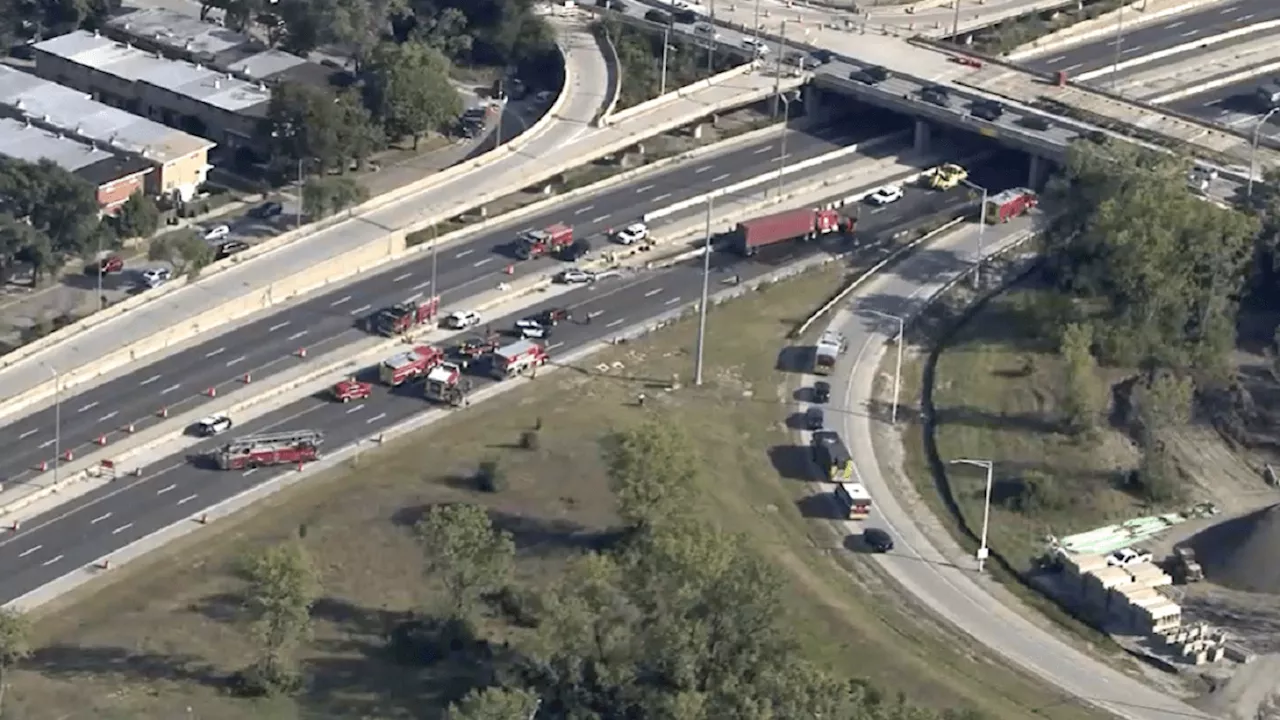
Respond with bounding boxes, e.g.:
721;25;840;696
487;510;623;556
767;444;815;481
188;591;243;624
29;644;225;689
932;404;1061;435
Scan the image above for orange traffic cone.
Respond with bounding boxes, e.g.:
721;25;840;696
96;434;107;446
63;449;73;461
158;406;168;418
243;372;252;383
504;264;514;275
37;460;47;472
126;422;136;433
297;347;307;358
8;521;19;532
206;386;217;397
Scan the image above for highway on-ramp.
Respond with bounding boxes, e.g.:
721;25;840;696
0;178;974;605
822;222;1211;719
0;120;909;490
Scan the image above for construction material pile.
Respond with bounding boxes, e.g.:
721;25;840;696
1187;503;1280;594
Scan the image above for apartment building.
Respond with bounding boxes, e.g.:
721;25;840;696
0;65;214;201
32;29;272;149
0;117;154;213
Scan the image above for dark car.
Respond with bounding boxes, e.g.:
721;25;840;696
850;65;889;85
970;99;1003;121
920;84;950;107
673;8;697;23
1019;116;1051;132
534;307;570;326
215;240;251;260
863;528;894;553
645;8;671;23
812;381;831;403
812;49;835;64
250;201;283;219
558;238;592;262
804;406;824;431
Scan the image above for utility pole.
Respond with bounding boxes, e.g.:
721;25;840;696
773;21;788;118
951;0;961;41
951;458;994;572
775;92;796;197
961;179;988;285
752;0;762;46
694;195;714;386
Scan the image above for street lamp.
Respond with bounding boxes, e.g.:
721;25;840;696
1248;107;1280;199
1110;3;1125;91
660;25;671;96
959;178;989;285
44;365;61;483
774;90;800;197
694;194;714;386
950;458;994;572
865;309;904;425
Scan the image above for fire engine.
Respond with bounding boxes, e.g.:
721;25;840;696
984;188;1037;223
213;429;324;470
332;377;372;402
424;362;470;406
368;296;439;336
490;339;549;380
379;345;446;386
513;223;573;260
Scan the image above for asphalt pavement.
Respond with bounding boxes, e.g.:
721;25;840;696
0;176;978;603
1169;77;1279;142
0;120;906;488
1021;0;1278;75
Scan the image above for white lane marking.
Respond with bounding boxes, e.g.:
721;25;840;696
393;272;412;282
1180;28;1199;37
18;545;41;558
695;165;711;173
712;173;730;183
637;184;654;193
161;383;181;395
752;145;773;154
366;412;387;424
288;330;308;341
473;257;495;267
350;304;371;315
330;295;351;307
177;494;198;505
346;404;364;414
592;215;611;223
1045;54;1065;64
19;429;38;440
157;483;176;495
38;439;54;449
455;248;474;258
111;523;133;535
606;318;625;328
654;193;671;202
99;411;118;423
413;280;432;290
548;341;565;351
226;355;246;367
644;287;663;297
243;468;258;477
269;321;290;332
78;401;99;413
205;347;225;359
665;296;681;305
1064;62;1082;73
91;512;112;524
41;554;63;566
1239;12;1254;20
1163;20;1184;29
1218;4;1237;12
140;374;161;386
574;205;595;215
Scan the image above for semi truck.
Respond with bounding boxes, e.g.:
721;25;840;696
213;429;324;470
729;207;847;256
812;330;847;375
379;345;446;386
490;339;549;379
513;223;573;260
984;188;1037;223
368;296;439;336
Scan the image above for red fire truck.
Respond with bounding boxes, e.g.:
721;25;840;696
424;362;470;405
513;223;573;260
985;188;1037;223
331;377;372;402
213;429;324;470
368;296;439;336
490;339;549;380
379;345;446;386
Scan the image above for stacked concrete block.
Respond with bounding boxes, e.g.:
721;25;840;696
1126;561;1173;589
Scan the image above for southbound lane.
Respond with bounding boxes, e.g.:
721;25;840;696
0;118;906;485
0;179;981;603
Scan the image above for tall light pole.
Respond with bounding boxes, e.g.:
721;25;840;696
45;365;61;483
950;458;994;572
660;26;671;96
694;195;714;386
774;91;798;197
960;178;988;285
295;157;304;229
866;309;904;425
752;0;762;46
1248;107;1280;199
951;0;961;41
429;221;440;308
1110;4;1124;90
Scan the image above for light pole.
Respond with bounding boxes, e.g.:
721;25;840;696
295;157;304;229
1248;107;1280;199
660;26;671;96
951;0;961;40
752;0;762;46
774;90;799;197
1110;3;1124;90
45;365;61;483
959;178;988;285
866;309;904;425
694;195;714;386
950;458;994;572
429;221;440;308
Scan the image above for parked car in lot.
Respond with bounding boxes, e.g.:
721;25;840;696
868;184;904;205
215;240;251;260
249;201;283;219
141;267;172;288
812;380;831;403
804;406;824;430
445;310;482;329
203;224;231;242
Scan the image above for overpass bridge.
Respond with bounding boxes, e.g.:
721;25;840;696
779;0;1085;37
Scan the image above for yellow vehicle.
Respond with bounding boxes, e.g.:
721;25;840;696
925;163;968;190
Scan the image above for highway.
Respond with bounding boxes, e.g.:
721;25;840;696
1022;0;1279;75
0;120;909;488
0;176;986;604
1169;79;1279;143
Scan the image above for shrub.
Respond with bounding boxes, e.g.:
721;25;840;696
476;459;507;493
520;430;540;450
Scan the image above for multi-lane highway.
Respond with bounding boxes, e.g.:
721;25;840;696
0;176;982;604
0;121;909;487
1022;0;1279;76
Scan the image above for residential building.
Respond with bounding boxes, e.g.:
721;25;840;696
31;29;272;148
0;65;214;201
0;117;154;213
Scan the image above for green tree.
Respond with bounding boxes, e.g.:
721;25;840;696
365;41;463;148
302;176;370;220
1059;322;1102;436
0;214;49;285
602;419;699;531
259;83;382;176
414;503;515;618
148;230;213;276
417;7;473;58
447;686;540;719
0;608;31;714
237;540;319;695
113;191;161;239
1133;369;1195;434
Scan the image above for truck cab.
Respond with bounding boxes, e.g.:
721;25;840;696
514;223;573;260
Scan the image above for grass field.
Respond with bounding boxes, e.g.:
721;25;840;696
11;265;1110;720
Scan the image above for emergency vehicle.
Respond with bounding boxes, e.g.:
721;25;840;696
332;377;372;402
984;188;1037;223
213;429;324;470
368;296;439;336
379;345;445;386
811;430;854;482
513;223;573;260
452;333;501;368
424;363;469;406
835;482;873;519
490;339;549;380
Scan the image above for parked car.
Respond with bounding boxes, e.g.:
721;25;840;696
970;99;1004;121
445;310;482;329
920;85;950;107
804;406;824;430
556;268;593;284
249;201;283;219
141;267;172;288
850;65;889;85
215;240;251;260
87;255;124;275
1107;547;1154;567
613;222;649;245
515;318;551;339
741;37;768;56
193;413;232;437
863;528;894;553
868;184;904;205
1019;116;1052;132
812;381;831;403
203;224;232;242
644;8;671;23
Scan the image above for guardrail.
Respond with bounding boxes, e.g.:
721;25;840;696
1149;60;1280;105
593;23;624;125
603;61;760;127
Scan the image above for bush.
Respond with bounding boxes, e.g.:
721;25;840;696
476;459;507;493
520;430;540;450
485;585;543;628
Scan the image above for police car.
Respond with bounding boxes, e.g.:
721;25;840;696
193;413;233;437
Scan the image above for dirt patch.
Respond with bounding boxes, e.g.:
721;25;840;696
1186;504;1280;595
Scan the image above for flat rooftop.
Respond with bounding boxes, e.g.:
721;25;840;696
0;65;214;164
0;117;153;188
35;30;272;115
106;7;252;60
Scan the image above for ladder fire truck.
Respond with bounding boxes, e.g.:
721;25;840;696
379;345;446;386
213;429;324;470
490;339;549;380
513;223;573;260
367;296;440;336
423;362;471;406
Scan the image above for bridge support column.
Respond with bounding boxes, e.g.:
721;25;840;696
803;84;828;124
913;119;931;154
1028;155;1045;189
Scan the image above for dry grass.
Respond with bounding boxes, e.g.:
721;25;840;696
11;265;1108;720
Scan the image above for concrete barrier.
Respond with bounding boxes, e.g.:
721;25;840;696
1074;21;1280;83
1005;0;1221;61
1148;60;1280;105
604;61;759;127
594;25;623;125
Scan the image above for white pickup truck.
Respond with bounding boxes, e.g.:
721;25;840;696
1107;547;1154;568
